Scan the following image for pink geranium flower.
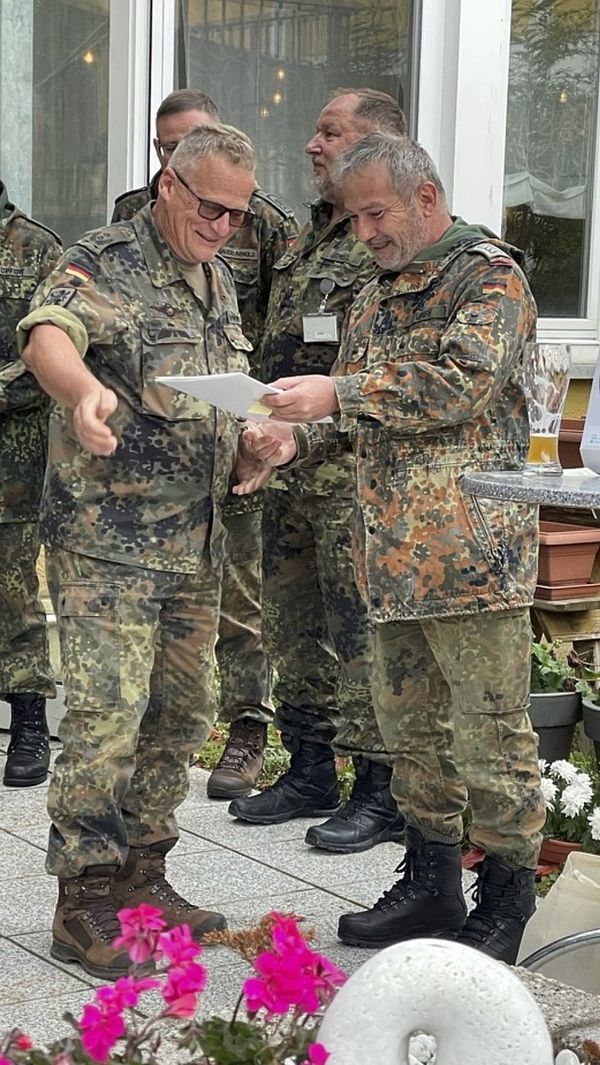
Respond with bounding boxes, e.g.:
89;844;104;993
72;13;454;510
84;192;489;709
162;961;207;1018
303;1044;330;1065
157;924;202;967
95;975;160;1012
14;1036;32;1051
79;1003;125;1063
0;1056;13;1065
113;903;166;964
243;915;347;1017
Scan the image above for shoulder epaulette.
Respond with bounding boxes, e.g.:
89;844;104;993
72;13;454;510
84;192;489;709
13;213;61;245
76;223;136;255
466;241;514;268
113;185;150;206
214;253;234;280
250;188;296;219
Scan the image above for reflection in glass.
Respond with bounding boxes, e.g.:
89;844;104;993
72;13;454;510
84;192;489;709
503;0;600;317
0;0;109;246
175;0;415;221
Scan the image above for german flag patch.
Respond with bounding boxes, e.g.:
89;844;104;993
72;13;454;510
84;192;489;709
65;262;92;285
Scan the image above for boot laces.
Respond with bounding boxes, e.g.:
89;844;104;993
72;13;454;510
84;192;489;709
78;881;123;943
217;737;261;773
375;849;438;912
7;723;49;758
138;853;197;914
460;871;526;944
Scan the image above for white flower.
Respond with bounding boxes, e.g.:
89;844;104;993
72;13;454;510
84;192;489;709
549;759;579;783
588;806;600;842
560;777;594;817
539;759;549;775
540;777;558;806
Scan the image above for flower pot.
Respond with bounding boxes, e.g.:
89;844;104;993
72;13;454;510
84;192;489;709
537;521;600;587
539;837;583;867
529;691;582;762
582;695;600;769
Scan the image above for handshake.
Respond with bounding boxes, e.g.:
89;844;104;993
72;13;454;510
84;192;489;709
234;373;340;494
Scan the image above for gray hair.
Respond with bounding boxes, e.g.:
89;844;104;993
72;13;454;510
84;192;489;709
156;88;219;122
333;133;446;204
169;123;255;176
328;88;406;135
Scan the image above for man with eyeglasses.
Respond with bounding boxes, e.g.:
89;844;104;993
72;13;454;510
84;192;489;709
113;89;299;801
14;125;256;979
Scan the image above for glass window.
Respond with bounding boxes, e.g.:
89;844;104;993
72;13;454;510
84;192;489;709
504;0;600;318
175;0;415;221
0;0;110;246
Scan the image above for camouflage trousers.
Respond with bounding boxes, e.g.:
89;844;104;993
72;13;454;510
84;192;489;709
373;607;544;868
262;488;388;759
217;506;273;725
45;547;221;878
0;522;55;697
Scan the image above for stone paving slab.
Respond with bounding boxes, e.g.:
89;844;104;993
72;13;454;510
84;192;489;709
0;934;92;1006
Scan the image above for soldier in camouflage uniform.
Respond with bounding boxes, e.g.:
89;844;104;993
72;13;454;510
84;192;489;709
228;90;408;855
244;133;545;966
113;89;299;799
0;182;60;788
16;125;257;979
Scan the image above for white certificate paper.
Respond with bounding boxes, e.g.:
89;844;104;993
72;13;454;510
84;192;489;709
156;372;281;420
156;371;332;422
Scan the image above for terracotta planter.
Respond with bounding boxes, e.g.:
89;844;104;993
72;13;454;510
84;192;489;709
529;690;581;762
539;837;583;867
537;520;600;587
558;418;585;469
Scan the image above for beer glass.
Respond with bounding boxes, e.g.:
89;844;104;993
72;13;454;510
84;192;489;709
523;343;571;475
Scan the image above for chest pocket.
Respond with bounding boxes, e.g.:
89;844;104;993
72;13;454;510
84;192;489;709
0;268;37;301
383;307;449;362
219;250;259;293
140;318;209;421
222;323;253;373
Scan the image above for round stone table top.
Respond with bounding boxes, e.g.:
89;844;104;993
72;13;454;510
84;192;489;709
461;469;600;509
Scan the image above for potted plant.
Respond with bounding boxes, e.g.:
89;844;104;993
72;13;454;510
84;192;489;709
537;520;600;594
538;753;600;867
529;640;584;761
582;689;600;769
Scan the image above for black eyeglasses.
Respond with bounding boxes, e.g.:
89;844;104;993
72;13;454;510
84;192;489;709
171;168;254;229
157;141;179;157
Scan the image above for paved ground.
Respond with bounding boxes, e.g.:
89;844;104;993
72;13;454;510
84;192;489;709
0;691;479;1051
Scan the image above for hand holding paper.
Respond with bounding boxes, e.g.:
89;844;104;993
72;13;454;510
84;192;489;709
156;371;334;423
259;374;340;422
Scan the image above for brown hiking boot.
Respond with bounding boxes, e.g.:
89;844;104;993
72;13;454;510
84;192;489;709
51;870;131;980
114;841;227;940
206;718;268;799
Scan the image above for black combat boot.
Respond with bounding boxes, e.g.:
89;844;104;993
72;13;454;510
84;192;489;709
206;719;268;799
228;735;340;824
305;757;405;853
3;693;50;787
337;826;467;948
456;855;537;964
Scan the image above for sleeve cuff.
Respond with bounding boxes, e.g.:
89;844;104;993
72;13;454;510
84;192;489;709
333;375;363;432
17;306;89;357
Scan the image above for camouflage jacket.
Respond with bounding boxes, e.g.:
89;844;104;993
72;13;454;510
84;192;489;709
17;204;252;572
294;233;539;622
260;199;376;496
0;182;61;523
112;174;298;360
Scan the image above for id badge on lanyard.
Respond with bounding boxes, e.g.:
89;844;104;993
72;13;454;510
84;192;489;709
302;278;339;343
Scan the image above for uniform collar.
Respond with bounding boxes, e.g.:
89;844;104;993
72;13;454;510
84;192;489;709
0;181;18;225
131;202;229;307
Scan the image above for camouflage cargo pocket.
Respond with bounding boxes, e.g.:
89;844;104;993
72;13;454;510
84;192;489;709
58;582;121;711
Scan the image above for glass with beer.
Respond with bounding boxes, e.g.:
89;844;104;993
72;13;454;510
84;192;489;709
523;343;571;475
